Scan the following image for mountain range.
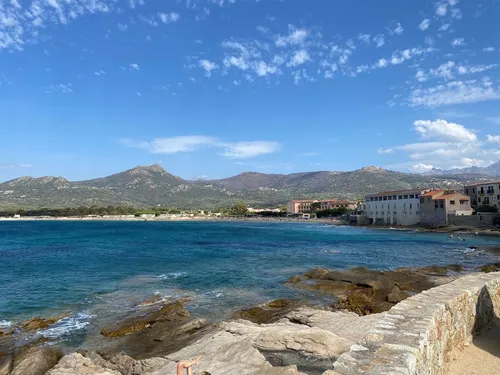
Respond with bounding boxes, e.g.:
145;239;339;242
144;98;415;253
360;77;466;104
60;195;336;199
423;160;500;177
0;163;499;210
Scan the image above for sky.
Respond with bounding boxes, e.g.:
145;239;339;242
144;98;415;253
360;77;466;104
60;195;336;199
1;0;500;182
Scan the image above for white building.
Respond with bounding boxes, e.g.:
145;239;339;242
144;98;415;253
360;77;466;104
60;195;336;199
364;188;431;226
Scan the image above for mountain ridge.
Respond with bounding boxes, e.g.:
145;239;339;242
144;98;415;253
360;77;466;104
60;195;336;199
1;163;498;209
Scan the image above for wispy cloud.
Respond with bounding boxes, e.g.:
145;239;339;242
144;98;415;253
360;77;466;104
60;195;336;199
129;63;140;71
419;19;431;31
486;116;500;124
45;83;73;94
0;163;32;169
199;59;218;76
158;12;180;23
451;37;465;47
120;136;281;158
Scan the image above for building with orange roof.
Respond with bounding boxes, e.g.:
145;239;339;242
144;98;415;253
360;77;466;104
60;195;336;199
420;190;473;226
463;181;500;209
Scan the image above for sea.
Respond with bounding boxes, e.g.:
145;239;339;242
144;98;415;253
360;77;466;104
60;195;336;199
0;220;499;348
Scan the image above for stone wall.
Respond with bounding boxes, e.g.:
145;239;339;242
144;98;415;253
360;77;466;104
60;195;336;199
448;213;500;227
332;272;500;375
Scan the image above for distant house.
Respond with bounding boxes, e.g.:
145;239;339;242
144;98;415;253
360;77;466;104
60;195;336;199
420;190;473;226
464;181;500;209
13;214;21;219
364;188;430;226
287;199;356;214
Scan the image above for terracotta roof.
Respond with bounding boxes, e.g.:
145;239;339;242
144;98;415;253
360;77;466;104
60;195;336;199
365;188;428;197
290;199;355;204
422;190;444;197
465;180;500;187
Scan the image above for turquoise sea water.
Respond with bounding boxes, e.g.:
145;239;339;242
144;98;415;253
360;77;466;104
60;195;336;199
0;220;498;346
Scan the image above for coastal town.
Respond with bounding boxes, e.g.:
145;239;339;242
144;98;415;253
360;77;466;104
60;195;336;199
287;179;500;229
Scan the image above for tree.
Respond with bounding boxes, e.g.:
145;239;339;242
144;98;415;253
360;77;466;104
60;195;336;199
310;202;321;211
227;202;248;216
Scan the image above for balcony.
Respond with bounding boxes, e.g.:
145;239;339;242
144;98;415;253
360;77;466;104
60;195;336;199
487;190;495;195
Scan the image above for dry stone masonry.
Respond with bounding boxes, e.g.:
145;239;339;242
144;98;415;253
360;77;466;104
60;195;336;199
331;272;500;375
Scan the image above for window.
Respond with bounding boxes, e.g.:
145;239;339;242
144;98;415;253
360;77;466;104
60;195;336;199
398;195;403;200
393;195;397;200
409;194;415;199
460;200;468;205
420;198;424;203
473;188;476;194
479;197;481;202
404;195;409;199
466;189;469;194
450;200;455;205
416;194;420;199
410;203;413;209
388;196;392;200
440;201;444;208
435;201;438;208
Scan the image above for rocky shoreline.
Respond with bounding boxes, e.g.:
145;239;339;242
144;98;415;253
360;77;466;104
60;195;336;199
3;261;500;375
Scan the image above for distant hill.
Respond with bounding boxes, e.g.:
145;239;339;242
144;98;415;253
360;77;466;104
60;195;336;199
0;164;491;210
423;160;500;178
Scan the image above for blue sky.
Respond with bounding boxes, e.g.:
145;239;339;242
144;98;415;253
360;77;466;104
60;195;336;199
1;0;500;181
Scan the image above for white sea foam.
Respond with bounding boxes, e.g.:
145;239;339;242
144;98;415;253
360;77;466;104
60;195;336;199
0;320;12;328
201;290;223;299
39;312;94;339
156;272;187;280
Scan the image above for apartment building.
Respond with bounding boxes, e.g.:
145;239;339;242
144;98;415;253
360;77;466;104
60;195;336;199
364;188;430;226
464;181;500;209
420;190;473;226
287;199;357;214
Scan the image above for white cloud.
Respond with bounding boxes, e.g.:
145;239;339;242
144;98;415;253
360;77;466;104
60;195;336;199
377;119;498;172
117;23;128;31
129;63;140;71
199;59;218;76
388;22;404;35
221;141;281;158
0;163;32;169
413;119;477;143
377;148;394;154
451;38;465;47
358;33;371;44
484;47;496;52
287;49;310;67
487;135;500;143
410;163;434;173
120;136;218;154
275;26;308;47
120;136;280;158
419;19;431;31
438;23;451;32
158;12;180;23
253;61;278;76
409;80;500;107
373;34;385;47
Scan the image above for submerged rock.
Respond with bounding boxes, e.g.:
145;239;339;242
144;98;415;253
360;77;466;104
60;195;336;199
477;263;500;273
20;314;69;333
101;301;190;338
286;265;459;315
234;299;303;324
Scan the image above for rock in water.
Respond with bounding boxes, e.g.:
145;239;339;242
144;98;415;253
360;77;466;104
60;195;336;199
20;314;69;332
100;300;190;338
10;346;62;375
46;353;122;375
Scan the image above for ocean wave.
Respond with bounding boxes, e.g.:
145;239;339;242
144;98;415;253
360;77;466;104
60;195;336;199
156;272;188;280
0;320;12;328
39;312;94;339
